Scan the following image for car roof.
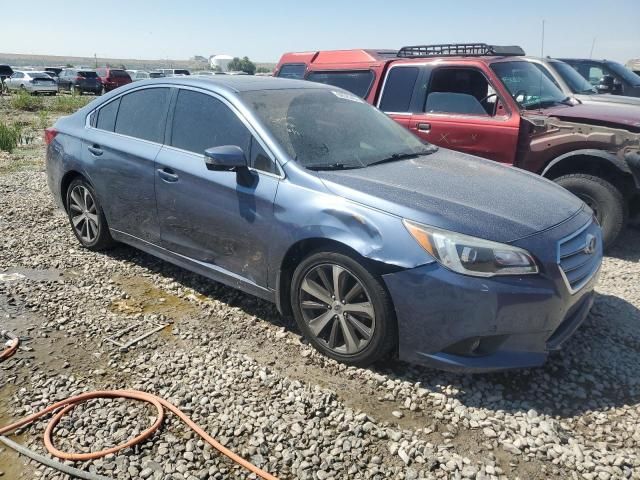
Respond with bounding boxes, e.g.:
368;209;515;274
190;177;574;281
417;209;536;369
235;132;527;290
137;75;332;93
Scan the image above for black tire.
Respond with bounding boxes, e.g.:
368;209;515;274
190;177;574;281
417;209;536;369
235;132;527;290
65;178;115;251
555;174;626;248
291;250;397;367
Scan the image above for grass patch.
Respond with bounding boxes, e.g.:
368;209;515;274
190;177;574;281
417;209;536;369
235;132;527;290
10;90;44;111
0;122;22;153
49;95;91;113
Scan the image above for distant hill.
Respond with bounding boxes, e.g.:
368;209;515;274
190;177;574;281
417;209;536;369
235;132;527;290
0;52;276;72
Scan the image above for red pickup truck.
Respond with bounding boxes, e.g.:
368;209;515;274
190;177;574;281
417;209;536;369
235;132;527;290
275;44;640;247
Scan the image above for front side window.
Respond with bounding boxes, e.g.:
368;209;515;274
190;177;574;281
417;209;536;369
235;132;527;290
379;66;419;112
277;64;306;79
96;98;121;132
114;88;170;142
425;68;497;116
241;89;431;170
491;61;568;110
170;89;251;155
306;70;375;98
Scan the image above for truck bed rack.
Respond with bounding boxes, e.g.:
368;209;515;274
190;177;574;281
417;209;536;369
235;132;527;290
397;44;525;58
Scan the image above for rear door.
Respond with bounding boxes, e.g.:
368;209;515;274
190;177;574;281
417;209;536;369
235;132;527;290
83;86;171;243
154;87;279;286
379;64;520;164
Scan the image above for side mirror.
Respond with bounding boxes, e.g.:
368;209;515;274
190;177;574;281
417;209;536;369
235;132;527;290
595;75;615;93
204;145;247;171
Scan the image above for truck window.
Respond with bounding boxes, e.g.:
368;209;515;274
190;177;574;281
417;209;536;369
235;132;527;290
306;70;374;98
379;66;419;112
425;68;496;116
277;64;306;79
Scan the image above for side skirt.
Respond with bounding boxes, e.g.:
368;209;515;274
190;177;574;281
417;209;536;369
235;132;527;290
110;229;276;303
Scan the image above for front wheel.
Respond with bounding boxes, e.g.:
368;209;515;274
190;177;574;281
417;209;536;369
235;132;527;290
555;174;626;249
66;178;115;250
291;250;396;367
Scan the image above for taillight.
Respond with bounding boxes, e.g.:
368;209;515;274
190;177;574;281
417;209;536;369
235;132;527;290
76;76;83;81
44;128;58;145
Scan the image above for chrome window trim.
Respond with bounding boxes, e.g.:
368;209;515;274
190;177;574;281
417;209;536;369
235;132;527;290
556;220;601;295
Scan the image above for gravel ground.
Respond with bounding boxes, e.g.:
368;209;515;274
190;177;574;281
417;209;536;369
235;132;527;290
0;99;639;479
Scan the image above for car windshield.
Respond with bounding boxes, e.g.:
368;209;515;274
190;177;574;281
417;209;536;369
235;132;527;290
607;61;640;86
491;61;569;110
551;61;596;94
241;88;433;169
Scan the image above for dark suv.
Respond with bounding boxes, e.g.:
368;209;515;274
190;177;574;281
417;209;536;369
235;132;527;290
276;44;640;247
560;59;640;97
57;69;102;95
96;68;132;94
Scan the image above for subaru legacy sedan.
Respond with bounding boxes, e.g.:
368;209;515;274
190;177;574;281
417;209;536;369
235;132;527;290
45;77;603;371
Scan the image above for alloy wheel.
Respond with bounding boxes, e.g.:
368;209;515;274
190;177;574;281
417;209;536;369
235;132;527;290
299;263;376;355
68;185;99;243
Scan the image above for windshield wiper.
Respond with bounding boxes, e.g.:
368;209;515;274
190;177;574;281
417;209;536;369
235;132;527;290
305;163;362;171
368;149;437;167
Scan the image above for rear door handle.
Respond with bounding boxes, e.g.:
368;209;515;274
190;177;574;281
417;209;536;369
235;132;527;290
157;167;179;183
87;145;103;156
417;123;431;132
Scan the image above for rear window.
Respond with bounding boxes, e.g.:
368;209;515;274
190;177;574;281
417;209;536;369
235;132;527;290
277;64;306;79
379;66;420;112
174;69;190;75
79;71;98;78
306;70;375;98
32;73;52;79
114;88;170;142
110;70;129;78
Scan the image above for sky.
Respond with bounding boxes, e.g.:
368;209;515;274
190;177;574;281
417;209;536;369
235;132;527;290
2;0;639;63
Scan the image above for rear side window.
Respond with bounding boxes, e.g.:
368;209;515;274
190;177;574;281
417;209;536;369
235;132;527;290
96;98;120;132
110;70;129;78
306;70;374;98
379;66;419;112
170;89;251;155
277;64;306;79
114;88;170;142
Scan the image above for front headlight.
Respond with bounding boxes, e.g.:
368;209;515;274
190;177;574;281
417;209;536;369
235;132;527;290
403;219;539;277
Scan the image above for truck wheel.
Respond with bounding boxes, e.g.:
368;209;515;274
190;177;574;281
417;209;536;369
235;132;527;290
555;174;626;249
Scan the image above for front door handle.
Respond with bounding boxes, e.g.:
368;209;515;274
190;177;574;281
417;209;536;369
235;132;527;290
417;123;431;132
87;145;103;156
157;167;179;183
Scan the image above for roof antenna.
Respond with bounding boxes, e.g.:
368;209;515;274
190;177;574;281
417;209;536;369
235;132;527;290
589;37;597;59
540;19;545;57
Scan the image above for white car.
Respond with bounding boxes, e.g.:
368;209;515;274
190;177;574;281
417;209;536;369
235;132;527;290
126;70;150;81
5;71;57;95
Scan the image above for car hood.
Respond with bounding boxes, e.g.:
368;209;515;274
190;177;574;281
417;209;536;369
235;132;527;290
575;93;640;108
315;148;585;244
542;102;640;132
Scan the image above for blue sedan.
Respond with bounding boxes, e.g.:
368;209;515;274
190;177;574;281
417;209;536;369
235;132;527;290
45;76;603;371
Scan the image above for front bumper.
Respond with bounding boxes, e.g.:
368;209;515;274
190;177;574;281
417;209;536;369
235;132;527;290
383;209;602;373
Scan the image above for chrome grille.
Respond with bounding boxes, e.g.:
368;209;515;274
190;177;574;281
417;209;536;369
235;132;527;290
558;221;601;294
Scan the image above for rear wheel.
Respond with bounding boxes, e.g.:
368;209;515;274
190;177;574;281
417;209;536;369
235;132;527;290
291;250;396;367
66;178;114;251
555;173;626;249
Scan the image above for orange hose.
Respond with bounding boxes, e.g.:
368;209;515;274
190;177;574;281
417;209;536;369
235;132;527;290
0;335;19;361
0;390;279;480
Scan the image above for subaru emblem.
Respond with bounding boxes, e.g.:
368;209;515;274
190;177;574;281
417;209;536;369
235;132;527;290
583;234;597;255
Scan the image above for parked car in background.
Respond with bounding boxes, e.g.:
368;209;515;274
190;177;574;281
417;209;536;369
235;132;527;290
57;69;102;95
524;57;640;107
276;44;640;247
126;70;150;81
5;71;57;95
193;71;226;76
96;68;132;93
158;68;190;77
45;67;63;77
560;58;640;97
0;65;13;92
45;76;602;371
149;71;166;78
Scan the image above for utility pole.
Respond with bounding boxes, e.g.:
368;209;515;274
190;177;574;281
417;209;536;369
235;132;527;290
589;37;597;59
94;53;97;69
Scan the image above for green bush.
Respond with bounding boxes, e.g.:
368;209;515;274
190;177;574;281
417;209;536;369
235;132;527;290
10;90;44;111
0;122;22;153
49;95;91;113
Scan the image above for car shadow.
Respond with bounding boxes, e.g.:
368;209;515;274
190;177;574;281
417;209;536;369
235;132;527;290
605;227;640;262
102;240;640;420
